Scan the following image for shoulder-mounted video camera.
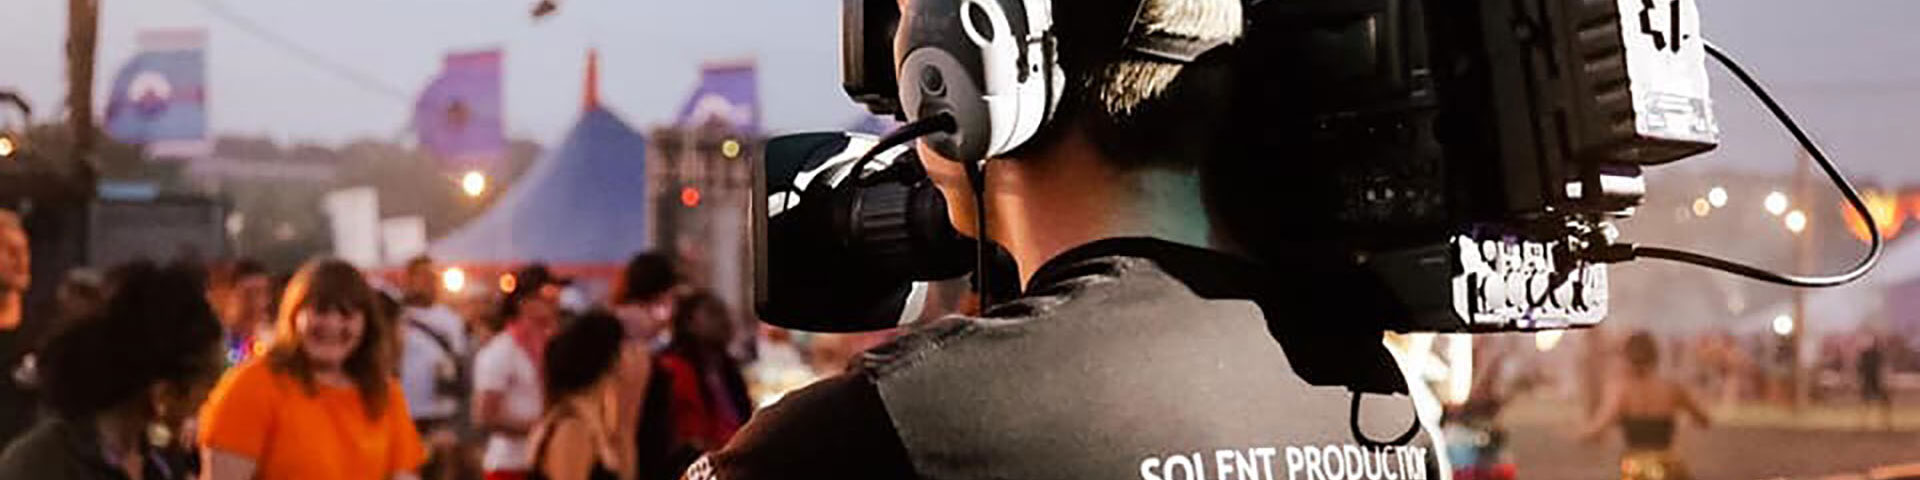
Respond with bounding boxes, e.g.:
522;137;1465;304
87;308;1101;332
751;0;1881;334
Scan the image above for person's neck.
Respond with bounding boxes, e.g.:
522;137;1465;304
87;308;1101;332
566;392;610;423
0;292;20;331
404;294;435;308
992;130;1213;285
513;318;553;338
314;365;353;386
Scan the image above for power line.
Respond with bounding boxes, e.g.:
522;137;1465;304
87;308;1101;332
1766;82;1920;95
183;0;414;101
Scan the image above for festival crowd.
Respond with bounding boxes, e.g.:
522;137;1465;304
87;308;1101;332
0;207;880;480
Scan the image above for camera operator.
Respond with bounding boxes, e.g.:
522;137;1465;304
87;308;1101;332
691;0;1443;478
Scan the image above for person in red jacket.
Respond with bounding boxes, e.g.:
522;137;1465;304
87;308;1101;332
636;290;749;480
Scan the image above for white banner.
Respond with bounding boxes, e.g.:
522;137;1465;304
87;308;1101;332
321;187;383;269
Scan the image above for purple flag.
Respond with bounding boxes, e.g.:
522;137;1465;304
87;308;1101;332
676;61;759;133
414;50;505;170
105;30;209;156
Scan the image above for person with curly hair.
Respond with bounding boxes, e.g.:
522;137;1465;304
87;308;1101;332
0;261;224;480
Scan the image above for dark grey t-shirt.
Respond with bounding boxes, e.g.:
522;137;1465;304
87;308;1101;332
0;417;189;480
697;239;1443;480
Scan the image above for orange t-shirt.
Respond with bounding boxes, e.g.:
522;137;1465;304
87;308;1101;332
198;358;427;479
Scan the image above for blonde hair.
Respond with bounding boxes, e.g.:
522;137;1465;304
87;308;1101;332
1092;0;1243;115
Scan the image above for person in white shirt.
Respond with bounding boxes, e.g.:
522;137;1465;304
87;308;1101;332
473;265;564;480
398;256;474;480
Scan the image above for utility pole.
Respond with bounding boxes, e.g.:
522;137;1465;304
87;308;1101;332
1789;148;1813;413
67;0;99;165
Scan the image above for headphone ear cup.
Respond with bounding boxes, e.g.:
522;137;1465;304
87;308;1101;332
900;49;992;163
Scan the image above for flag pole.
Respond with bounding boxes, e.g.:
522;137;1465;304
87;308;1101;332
584;48;600;110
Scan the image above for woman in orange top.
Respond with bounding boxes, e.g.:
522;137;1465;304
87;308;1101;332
199;259;427;480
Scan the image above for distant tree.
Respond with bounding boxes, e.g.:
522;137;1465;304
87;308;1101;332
334;138;543;241
4;128;548;270
18;123;158;197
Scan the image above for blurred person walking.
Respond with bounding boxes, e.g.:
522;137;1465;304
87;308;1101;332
205;259;276;368
609;251;682;480
0;210;30;333
1580;331;1712;480
610;252;681;351
1858;331;1893;430
528;312;627;480
636;291;749;480
398;256;477;480
53;268;106;324
1445;335;1543;479
1577;328;1616;417
7;268;107;400
0;210;35;447
197;259;427;480
743;325;813;408
0;262;224;479
473;266;564;480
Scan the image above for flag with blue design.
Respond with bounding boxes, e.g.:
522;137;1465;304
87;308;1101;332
676;61;759;133
105;30;209;156
414;50;505;170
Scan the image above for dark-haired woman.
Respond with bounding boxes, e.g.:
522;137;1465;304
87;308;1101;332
637;291;750;480
528;312;627;480
606;251;683;478
1580;331;1712;480
198;259;427;480
0;262;224;480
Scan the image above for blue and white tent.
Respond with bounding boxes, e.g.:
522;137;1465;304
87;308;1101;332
430;106;650;265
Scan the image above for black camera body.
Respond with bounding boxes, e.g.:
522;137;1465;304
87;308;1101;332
1214;0;1717;331
768;0;1721;333
752;132;976;332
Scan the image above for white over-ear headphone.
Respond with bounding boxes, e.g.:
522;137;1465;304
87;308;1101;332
896;0;1065;164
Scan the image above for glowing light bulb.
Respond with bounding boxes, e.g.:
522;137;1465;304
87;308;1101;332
1765;191;1789;216
461;171;488;197
442;267;468;293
